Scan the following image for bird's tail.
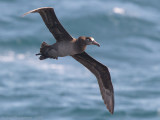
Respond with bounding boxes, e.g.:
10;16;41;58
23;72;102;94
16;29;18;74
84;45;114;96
36;42;51;60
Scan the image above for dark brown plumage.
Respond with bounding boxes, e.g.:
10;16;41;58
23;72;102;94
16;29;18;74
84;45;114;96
24;7;114;114
72;52;114;114
24;7;73;42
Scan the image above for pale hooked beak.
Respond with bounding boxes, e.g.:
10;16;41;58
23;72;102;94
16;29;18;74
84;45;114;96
92;41;100;47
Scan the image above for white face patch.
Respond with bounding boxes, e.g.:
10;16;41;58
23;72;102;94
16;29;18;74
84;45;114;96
86;37;95;44
90;37;95;41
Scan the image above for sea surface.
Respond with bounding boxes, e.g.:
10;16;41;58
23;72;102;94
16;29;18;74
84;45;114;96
0;0;160;120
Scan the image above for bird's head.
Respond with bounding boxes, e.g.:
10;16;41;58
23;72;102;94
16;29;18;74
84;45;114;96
78;36;100;47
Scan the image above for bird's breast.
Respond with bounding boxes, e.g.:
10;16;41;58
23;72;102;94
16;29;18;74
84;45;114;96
56;42;78;57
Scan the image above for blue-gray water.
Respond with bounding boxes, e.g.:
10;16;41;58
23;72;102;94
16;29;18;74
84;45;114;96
0;0;160;120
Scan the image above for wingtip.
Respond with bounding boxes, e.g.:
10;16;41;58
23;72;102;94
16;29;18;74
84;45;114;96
106;102;114;114
22;11;31;17
22;9;37;17
22;7;54;17
109;107;114;114
104;91;114;114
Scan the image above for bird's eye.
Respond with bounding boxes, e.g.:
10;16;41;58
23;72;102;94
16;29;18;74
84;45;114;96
86;38;91;41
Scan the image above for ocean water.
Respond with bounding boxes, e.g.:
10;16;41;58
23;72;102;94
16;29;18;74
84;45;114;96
0;0;160;120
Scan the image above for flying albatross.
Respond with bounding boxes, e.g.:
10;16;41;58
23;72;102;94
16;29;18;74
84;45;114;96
23;7;114;114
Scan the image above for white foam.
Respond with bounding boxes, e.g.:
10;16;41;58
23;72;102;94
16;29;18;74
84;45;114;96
113;7;125;15
32;61;66;75
0;55;15;62
0;51;27;62
17;54;25;60
0;51;92;78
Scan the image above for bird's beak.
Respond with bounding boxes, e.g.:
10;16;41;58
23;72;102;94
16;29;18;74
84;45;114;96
92;41;100;47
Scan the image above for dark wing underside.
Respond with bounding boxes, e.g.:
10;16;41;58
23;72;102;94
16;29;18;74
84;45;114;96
72;52;114;114
23;7;73;42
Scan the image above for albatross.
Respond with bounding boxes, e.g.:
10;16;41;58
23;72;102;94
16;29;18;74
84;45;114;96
23;7;114;114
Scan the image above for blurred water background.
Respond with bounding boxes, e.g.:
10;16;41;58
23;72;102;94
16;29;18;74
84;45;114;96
0;0;160;120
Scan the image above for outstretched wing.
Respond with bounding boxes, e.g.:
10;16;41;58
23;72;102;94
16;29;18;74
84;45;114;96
23;7;73;42
72;52;114;114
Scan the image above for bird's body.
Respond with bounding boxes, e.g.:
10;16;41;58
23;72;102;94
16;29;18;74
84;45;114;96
24;7;114;114
39;36;97;59
44;39;79;58
54;41;77;57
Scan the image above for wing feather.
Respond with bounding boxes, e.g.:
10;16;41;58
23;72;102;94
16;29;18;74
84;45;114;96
72;52;114;114
23;7;73;42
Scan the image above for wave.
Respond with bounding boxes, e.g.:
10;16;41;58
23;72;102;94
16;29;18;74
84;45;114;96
0;51;92;78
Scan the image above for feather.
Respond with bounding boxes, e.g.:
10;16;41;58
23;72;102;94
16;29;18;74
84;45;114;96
23;7;73;42
72;52;114;114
